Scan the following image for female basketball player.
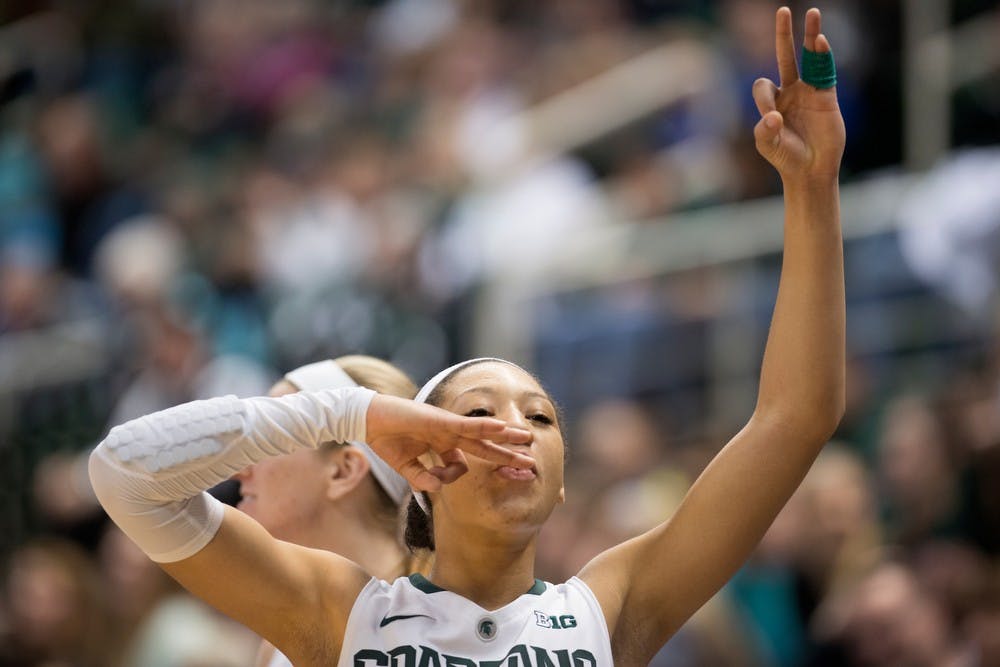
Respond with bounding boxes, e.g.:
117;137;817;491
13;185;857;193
90;8;844;665
233;355;424;667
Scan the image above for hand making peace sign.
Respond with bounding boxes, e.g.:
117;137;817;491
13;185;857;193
753;7;846;185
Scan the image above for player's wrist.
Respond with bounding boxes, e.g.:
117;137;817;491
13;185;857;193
782;174;840;211
781;169;840;195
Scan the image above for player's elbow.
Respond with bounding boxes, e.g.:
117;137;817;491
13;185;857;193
756;390;845;446
809;396;845;444
816;382;847;440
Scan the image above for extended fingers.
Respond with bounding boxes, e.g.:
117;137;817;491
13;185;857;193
775;7;798;86
446;415;533;444
447;436;535;468
804;8;821;52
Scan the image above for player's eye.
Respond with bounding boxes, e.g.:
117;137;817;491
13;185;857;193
465;407;493;418
529;413;553;425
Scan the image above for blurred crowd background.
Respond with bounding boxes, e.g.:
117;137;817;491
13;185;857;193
2;0;1000;665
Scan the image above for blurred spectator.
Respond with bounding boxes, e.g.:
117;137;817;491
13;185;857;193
32;450;101;529
963;570;1000;667
876;396;976;550
910;541;993;638
827;562;976;667
575;398;663;482
0;538;110;666
106;304;206;425
731;445;882;666
36;94;147;276
93;215;183;307
537;397;683;580
98;526;257;667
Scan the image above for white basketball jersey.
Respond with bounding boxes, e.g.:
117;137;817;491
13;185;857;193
268;647;293;667
339;574;613;666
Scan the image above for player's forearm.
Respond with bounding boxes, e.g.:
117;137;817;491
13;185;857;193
754;177;845;441
88;388;374;562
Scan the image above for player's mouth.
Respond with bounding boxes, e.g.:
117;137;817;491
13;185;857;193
494;465;538;482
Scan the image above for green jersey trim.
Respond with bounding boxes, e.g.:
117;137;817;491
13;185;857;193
408;574;547;597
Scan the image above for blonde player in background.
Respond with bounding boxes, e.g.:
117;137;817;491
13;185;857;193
90;7;844;664
231;355;427;667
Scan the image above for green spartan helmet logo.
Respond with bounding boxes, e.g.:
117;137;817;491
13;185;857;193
477;617;497;642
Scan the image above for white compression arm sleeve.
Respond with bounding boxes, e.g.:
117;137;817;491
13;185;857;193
89;387;376;563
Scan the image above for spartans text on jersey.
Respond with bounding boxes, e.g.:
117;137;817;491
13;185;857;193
353;644;599;666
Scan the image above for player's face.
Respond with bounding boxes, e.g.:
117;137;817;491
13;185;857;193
231;383;333;540
429;362;565;536
232;447;337;540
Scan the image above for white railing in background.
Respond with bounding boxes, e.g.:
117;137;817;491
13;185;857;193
0;319;107;395
483;39;718;181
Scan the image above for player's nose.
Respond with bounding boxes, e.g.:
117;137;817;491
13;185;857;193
503;406;530;430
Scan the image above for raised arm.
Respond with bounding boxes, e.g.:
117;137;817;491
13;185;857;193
579;7;846;663
89;389;533;664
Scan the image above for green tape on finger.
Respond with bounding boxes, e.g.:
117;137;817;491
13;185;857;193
801;47;837;89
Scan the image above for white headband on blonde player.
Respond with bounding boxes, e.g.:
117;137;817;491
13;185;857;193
412;357;526;514
284;360;410;507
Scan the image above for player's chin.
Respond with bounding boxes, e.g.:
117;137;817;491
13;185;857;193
491;471;550;520
494;495;559;531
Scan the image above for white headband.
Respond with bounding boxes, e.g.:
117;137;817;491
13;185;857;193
412;357;525;513
284;360;411;507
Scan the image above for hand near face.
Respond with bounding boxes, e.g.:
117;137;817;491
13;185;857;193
365;394;535;491
752;7;845;185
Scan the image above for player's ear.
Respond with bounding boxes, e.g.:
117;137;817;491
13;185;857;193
324;447;371;502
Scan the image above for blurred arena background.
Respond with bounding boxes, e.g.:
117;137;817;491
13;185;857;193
1;0;999;665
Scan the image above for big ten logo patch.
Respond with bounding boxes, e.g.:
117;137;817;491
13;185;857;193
533;611;577;629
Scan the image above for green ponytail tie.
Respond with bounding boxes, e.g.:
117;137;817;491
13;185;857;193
801;47;837;89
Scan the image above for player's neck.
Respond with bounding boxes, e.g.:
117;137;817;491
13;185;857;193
283;507;406;581
428;524;538;610
336;527;407;581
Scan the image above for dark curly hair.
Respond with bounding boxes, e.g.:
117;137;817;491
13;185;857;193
404;493;434;551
